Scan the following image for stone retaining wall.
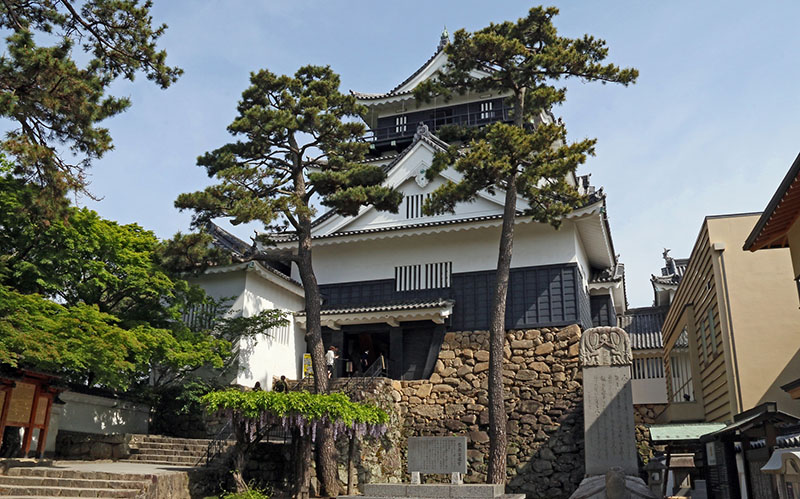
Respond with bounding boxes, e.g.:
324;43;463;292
55;430;131;460
633;403;667;424
395;326;584;499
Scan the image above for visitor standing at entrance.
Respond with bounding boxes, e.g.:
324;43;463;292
360;349;370;373
326;346;339;378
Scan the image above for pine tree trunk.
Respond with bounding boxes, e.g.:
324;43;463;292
294;430;312;499
486;172;516;484
487;89;525;484
296;222;339;496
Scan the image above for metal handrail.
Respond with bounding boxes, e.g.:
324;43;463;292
364;108;513;143
199;418;233;466
337;355;386;401
670;376;695;403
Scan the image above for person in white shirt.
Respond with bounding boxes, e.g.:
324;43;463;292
325;346;338;378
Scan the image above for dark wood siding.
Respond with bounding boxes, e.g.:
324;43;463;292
320;263;591;331
401;327;433;379
374;98;508;141
590;294;616;327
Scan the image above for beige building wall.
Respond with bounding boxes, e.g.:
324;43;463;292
786;218;800;280
662;214;800;423
707;215;800;417
663;221;730;422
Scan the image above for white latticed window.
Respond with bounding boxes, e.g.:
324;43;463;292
669;328;695;402
395;261;452;291
480;101;494;120
632;356;664;379
395;115;407;134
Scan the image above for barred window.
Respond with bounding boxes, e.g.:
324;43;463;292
395;115;407;134
395;261;452;291
405;194;430;218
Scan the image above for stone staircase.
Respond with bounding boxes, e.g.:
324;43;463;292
123;434;234;467
0;468;150;498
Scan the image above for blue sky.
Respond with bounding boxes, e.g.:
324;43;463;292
79;1;800;307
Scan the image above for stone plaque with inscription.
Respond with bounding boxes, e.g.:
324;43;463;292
407;436;467;474
579;326;637;477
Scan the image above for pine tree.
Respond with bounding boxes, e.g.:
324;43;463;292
176;65;402;495
0;0;181;201
415;6;638;484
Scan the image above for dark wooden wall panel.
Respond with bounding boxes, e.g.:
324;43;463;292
320;263;595;331
590;294;616;327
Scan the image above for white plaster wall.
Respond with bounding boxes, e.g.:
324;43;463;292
188;270;247;311
56;391;150;435
632;377;668;404
189;266;307;390
574;230;592;288
305;220;580;285
234;271;306;389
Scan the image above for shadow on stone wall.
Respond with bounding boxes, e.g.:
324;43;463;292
394;326;586;499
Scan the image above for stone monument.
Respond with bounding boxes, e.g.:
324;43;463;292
341;436;523;499
569;326;657;499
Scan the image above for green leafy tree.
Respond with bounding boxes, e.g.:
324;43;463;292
0;0;181;200
0;284;143;388
176;65;402;496
415;7;637;483
0;173;285;390
203;390;389;497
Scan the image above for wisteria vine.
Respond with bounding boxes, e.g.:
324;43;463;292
202;390;390;442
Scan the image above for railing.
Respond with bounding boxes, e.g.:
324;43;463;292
669;351;695;403
670;375;695;403
364;107;513;143
199;418;233;466
337;355;386;400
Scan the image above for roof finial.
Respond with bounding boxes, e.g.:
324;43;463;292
438;26;449;51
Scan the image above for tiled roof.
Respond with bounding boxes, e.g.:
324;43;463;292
310;129;447;229
619;306;669;350
745;151;800;251
351;89;414;101
351;47;443;101
652;257;688;286
743;431;800;450
296;298;454;316
591;262;625;283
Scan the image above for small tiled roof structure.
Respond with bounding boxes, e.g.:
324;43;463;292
296;298;454;316
745;151;800;251
590;262;625;283
618;306;669;350
651;252;688;286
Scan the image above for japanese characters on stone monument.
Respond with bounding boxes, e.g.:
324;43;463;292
407;436;468;475
579;326;637;477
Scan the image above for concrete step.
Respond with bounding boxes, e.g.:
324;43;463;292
0;476;146;489
129;435;223;446
6;468;149;481
125;454;200;464
340;496;525;499
130;448;207;458
131;442;210;452
118;458;198;467
360;483;508;498
0;485;139;497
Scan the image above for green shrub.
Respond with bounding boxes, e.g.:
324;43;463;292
221;489;270;499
